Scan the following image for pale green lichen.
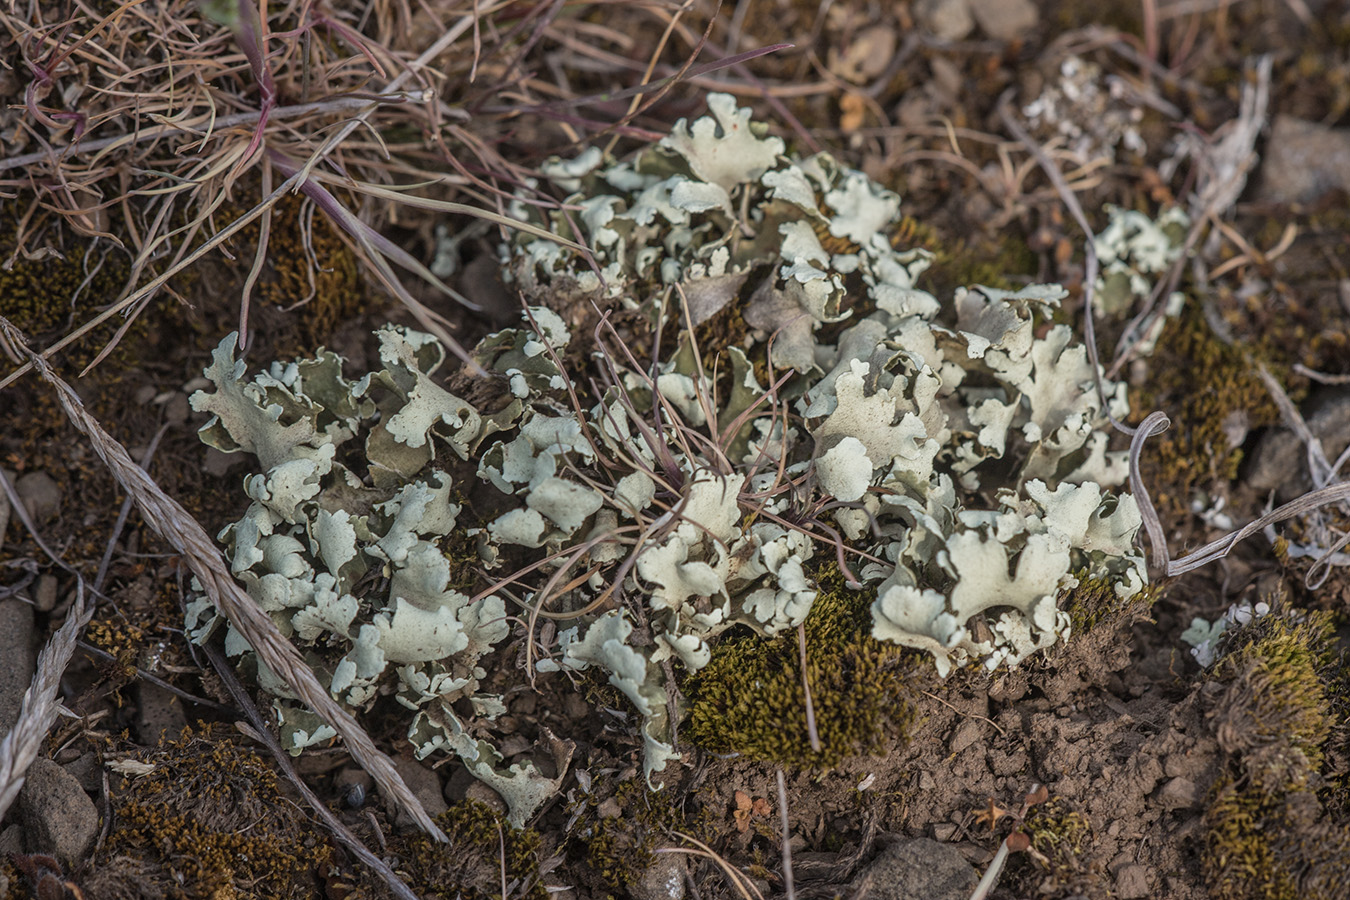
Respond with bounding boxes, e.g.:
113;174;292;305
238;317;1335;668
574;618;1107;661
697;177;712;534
190;94;1148;804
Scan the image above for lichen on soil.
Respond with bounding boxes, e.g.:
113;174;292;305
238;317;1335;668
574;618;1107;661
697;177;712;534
6;2;1350;900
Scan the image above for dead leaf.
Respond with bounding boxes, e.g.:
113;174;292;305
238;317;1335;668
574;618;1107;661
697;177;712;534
732;790;772;833
733;790;753;833
973;798;1008;832
840;93;867;133
826;24;897;84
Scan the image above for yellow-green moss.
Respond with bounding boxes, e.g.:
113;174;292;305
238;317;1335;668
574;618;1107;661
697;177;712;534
684;562;919;767
1201;610;1350;899
0;203;146;375
1204;776;1350;900
255;195;368;355
1210;611;1335;779
102;726;330;899
568;778;693;893
1063;572;1160;636
1131;298;1296;520
1009;796;1097;896
392;800;547;900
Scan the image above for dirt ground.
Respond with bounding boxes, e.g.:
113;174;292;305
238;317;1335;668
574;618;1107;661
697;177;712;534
3;1;1350;898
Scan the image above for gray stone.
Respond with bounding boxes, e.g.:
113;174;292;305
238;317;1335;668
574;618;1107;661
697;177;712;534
463;779;508;817
1246;388;1350;501
0;598;38;736
1114;863;1151;899
0;823;25;855
914;0;974;41
335;767;374;809
19;758;100;866
1157;776;1200;810
630;849;686;900
134;682;189;745
967;0;1039;41
391;757;449;825
34;573;59;613
16;471;62;522
1258;116;1350;204
950;719;985;754
0;468;11;555
849;836;979;900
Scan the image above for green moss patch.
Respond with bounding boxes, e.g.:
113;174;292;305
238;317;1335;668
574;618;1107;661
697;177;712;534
685;563;921;767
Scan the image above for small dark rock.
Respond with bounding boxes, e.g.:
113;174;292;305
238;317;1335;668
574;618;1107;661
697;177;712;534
0;598;38;735
1114;863;1151;899
0;823;24;855
463;779;509;817
134;682;189;745
1246;388;1350;501
849;836;979;900
16;472;62;522
391;757;449;825
950;719;985;755
1157;776;1200;810
967;0;1038;41
19;759;100;866
335;767;373;809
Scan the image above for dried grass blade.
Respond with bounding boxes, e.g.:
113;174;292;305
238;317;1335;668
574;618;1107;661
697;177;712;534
311;175;587;252
0;317;448;842
0;582;93;822
201;642;422;900
1128;411;1172;572
509;42;794;113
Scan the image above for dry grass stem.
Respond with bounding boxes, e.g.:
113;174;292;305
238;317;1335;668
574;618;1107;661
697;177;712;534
0;316;447;842
201;641;422;900
776;769;796;900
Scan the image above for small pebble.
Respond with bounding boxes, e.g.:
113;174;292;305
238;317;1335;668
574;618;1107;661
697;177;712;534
1114;863;1151;899
33;574;59;612
0;599;38;735
16;471;61;522
19;759;100;866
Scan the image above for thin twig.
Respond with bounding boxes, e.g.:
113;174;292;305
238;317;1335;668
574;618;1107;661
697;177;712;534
776;769;796;900
201;641;422;900
796;622;821;754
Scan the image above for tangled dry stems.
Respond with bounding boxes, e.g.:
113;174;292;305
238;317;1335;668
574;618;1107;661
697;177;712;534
0;0;782;387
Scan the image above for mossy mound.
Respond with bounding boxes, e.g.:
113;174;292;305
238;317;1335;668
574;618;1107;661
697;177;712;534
387;800;548;900
1131;299;1292;521
93;726;331;900
684;563;921;767
1201;609;1350;900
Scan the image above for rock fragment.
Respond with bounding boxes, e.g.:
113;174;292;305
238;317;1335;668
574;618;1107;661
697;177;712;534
18;758;100;866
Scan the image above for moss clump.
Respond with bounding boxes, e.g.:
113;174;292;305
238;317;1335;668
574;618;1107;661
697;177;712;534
1131;298;1294;520
101;726;330;899
1062;571;1159;636
392;800;547;900
684;562;920;766
568;779;690;894
255;195;367;356
0;202;143;375
1010;797;1098;897
1201;610;1350;899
